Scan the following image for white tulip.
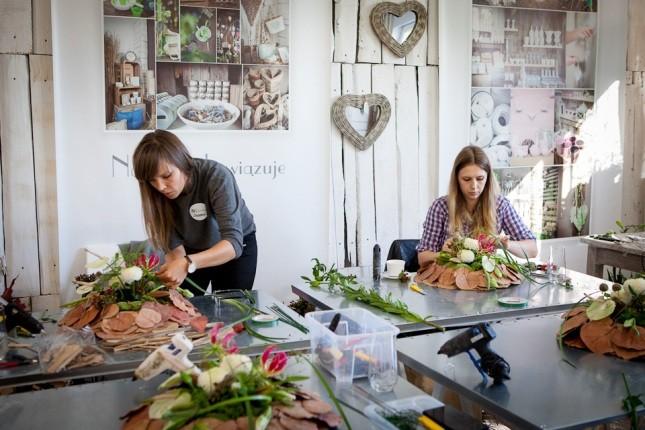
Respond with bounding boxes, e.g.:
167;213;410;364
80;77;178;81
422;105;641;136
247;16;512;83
220;354;252;375
120;266;143;284
197;366;231;394
463;238;480;251
481;256;495;273
458;249;475;264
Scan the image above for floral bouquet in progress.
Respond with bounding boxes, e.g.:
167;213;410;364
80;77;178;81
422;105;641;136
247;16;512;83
559;277;645;360
59;252;208;350
415;233;526;290
122;325;343;430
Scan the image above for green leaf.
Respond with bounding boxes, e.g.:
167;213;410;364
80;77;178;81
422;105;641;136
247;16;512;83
586;299;616;321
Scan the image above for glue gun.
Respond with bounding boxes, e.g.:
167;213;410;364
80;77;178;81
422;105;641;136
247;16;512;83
438;322;510;385
0;297;45;334
134;333;202;380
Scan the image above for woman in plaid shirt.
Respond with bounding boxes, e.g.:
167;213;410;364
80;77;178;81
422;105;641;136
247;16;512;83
417;146;537;268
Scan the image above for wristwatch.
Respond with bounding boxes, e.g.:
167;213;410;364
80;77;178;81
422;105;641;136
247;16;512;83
184;255;197;274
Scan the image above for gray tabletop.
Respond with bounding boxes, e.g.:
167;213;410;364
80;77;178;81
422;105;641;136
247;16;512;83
292;266;605;334
397;314;645;430
0;359;434;430
0;290;310;389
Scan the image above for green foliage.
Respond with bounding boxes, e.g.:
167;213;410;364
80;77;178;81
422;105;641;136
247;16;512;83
622;373;644;430
302;259;443;330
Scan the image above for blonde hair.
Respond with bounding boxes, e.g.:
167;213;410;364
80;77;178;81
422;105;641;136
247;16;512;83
447;145;498;236
133;130;194;251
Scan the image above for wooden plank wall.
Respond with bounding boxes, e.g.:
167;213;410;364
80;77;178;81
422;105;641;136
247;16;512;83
0;0;60;311
623;0;645;225
329;0;439;267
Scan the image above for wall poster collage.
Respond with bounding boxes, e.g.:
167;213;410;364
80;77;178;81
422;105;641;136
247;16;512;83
103;0;290;132
471;0;597;239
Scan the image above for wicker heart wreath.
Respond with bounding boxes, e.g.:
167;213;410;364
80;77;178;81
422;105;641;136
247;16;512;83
331;93;391;151
370;1;428;57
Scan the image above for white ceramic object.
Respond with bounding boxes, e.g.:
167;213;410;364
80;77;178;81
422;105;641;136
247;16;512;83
177;100;240;130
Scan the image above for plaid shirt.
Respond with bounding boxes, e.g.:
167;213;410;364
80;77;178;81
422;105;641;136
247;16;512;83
417;195;536;252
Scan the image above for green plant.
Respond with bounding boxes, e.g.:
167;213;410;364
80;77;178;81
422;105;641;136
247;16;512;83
301;259;443;330
622;373;644;430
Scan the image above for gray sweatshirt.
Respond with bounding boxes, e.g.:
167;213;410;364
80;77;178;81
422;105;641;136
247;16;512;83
169;158;255;257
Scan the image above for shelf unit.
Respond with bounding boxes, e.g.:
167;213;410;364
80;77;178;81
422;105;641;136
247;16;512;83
505;63;556;68
523;44;563;49
560;96;594;103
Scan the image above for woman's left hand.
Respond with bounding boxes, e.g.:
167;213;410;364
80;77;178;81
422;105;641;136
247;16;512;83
157;258;188;288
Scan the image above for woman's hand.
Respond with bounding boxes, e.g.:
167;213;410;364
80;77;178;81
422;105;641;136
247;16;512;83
497;234;510;250
441;238;454;252
157;258;189;288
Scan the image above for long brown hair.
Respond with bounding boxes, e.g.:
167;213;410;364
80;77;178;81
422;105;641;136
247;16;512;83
133;130;194;251
447;145;498;236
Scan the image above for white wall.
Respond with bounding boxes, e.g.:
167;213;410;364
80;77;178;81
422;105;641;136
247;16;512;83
52;0;331;302
438;0;628;271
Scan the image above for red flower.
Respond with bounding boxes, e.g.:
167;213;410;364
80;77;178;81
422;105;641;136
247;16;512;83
477;233;496;254
209;322;239;353
135;253;160;270
261;345;288;376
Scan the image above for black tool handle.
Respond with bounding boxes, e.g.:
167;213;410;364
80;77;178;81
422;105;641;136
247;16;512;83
372;244;381;281
328;313;342;333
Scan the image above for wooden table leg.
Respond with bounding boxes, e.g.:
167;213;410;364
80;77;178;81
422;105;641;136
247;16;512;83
586;247;604;278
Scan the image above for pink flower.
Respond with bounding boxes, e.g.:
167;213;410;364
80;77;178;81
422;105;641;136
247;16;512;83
261;345;288;376
135;253;160;270
209;322;239;353
477;233;496;254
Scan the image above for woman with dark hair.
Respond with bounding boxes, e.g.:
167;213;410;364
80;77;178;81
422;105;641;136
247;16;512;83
133;129;257;294
417;145;537;267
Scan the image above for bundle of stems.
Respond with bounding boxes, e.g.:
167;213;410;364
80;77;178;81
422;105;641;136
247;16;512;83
269;304;309;334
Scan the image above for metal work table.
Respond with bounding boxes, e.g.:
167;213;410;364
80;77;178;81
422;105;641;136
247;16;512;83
0;290;310;389
292;266;604;334
581;233;645;278
397;314;645;429
0;358;439;430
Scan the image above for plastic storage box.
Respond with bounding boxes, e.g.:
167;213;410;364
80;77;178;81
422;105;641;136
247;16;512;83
305;308;400;384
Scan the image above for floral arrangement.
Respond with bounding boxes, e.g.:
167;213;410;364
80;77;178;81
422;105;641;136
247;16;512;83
122;325;344;430
59;252;208;349
415;233;526;290
559;277;645;361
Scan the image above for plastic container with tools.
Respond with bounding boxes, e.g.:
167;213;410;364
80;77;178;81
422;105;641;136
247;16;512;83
305;308;399;384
